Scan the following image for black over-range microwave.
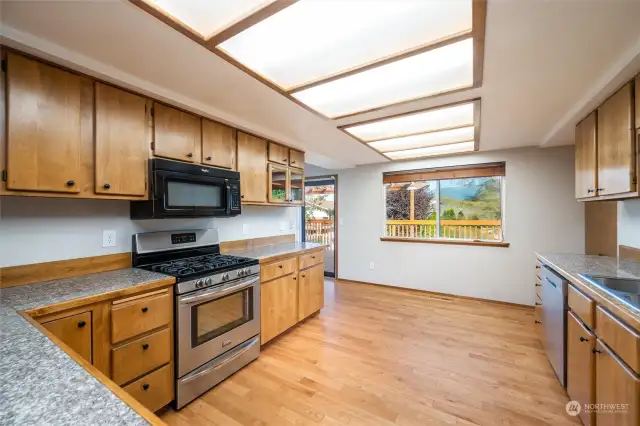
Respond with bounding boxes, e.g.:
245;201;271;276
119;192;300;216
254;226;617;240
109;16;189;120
131;159;241;219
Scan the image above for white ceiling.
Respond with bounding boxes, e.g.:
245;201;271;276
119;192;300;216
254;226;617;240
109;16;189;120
2;0;640;169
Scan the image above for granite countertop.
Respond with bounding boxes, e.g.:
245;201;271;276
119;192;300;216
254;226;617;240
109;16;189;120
0;268;173;426
536;253;640;331
226;241;327;263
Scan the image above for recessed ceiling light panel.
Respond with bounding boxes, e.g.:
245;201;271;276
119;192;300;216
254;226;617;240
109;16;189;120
369;127;475;152
385;141;475;160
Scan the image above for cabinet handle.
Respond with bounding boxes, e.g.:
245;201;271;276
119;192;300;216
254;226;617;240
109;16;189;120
279;265;283;269
241;195;245;199
596;188;604;192
142;383;149;391
579;336;589;342
311;256;316;259
592;348;601;354
77;320;86;328
535;302;542;306
293;276;297;280
66;180;75;187
141;307;148;313
535;283;542;287
103;183;111;189
301;274;306;278
206;156;212;161
535;320;542;324
142;343;149;350
291;160;296;164
535;265;541;269
283;158;287;162
587;189;594;193
187;153;193;158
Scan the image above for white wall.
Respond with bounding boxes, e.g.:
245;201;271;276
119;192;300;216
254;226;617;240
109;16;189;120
0;197;300;267
619;198;640;249
327;146;584;306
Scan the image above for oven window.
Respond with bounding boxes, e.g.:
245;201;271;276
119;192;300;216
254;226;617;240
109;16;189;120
192;289;253;347
167;181;222;208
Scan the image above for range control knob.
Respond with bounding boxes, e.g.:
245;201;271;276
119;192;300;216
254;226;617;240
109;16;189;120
244;268;252;276
221;273;230;282
204;277;212;286
195;279;203;288
237;269;245;277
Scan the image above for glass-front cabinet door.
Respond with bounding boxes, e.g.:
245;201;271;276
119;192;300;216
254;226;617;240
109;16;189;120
268;163;288;203
289;168;304;204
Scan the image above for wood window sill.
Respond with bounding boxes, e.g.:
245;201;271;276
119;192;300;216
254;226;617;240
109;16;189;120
380;237;510;248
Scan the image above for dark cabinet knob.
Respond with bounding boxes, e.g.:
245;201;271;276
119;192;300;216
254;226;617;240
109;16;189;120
311;256;316;259
187;153;193;158
141;307;148;313
206;156;212;161
597;188;604;191
78;320;86;328
535;283;542;287
579;336;589;342
535;302;542;306
283;158;287;162
66;180;75;186
592;348;601;354
301;274;306;278
535;320;542;324
293;276;297;280
142;343;149;350
142;383;149;391
587;189;594;193
291;160;296;164
279;265;283;269
241;195;245;199
103;183;111;189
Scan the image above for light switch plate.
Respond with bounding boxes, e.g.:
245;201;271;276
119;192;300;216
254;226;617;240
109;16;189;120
102;230;117;248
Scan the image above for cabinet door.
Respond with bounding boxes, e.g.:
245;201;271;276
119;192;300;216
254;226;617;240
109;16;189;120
567;311;595;426
298;263;324;321
268;163;288;203
202;119;236;169
6;53;82;193
237;132;267;203
635;75;639;129
595;339;639;426
95;83;148;196
260;274;298;344
289;149;304;168
268;142;289;165
153;103;200;162
575;112;597;198
597;83;636;196
289;167;304;204
43;311;92;363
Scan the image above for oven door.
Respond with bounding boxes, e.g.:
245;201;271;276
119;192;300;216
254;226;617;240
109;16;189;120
154;170;231;217
177;275;260;377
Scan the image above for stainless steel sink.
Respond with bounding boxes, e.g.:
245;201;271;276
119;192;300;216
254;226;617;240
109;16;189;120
579;274;640;309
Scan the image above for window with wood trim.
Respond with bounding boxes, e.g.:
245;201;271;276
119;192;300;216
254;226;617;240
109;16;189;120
383;163;505;242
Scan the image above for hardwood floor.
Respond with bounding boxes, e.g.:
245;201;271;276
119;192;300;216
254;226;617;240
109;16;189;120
161;280;579;426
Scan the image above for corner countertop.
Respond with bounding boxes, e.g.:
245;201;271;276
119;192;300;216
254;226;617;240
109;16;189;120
536;253;640;331
225;241;327;264
0;268;174;426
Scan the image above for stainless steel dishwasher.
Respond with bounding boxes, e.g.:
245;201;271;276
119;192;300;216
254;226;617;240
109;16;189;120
541;266;568;387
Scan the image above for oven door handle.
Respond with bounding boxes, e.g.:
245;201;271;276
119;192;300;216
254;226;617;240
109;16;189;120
180;336;260;384
179;276;259;305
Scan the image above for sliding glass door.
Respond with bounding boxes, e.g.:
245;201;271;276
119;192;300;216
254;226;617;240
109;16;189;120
302;177;336;277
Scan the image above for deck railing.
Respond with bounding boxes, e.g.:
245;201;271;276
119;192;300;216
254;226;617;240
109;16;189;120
386;220;502;240
305;219;335;247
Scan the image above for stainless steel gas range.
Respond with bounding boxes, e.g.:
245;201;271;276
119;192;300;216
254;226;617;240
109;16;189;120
132;229;260;409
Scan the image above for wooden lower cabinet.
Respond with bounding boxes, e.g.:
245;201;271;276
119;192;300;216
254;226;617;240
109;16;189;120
567;311;595;426
42;311;92;363
111;328;171;386
261;273;298;344
123;364;173;413
298;263;324;321
595;339;640;426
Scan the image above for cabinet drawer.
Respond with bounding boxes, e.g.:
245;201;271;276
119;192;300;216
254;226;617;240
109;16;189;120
568;285;595;329
111;291;171;343
596;306;639;373
123;364;173;413
261;257;297;282
299;250;323;270
42;311;92;363
535;277;542;300
112;328;171;385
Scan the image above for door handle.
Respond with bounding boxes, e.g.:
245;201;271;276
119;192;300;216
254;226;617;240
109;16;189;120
180;277;258;305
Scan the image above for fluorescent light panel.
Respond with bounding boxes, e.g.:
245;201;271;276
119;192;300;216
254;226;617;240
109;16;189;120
141;0;274;40
369;126;474;153
385;141;475;160
291;39;473;118
345;102;475;141
218;0;472;90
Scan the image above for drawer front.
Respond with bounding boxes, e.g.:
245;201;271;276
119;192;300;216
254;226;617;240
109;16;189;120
42;311;92;363
261;257;297;282
568;285;595;329
596;306;639;373
123;363;173;413
299;250;324;270
112;327;171;385
535;277;542;300
111;291;171;343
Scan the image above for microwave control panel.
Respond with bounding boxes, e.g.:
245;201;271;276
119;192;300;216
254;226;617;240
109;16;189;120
230;182;241;211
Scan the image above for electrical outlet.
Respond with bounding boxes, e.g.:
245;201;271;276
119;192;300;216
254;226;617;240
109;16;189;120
369;262;375;270
242;224;250;235
102;230;117;248
339;219;344;226
279;222;286;231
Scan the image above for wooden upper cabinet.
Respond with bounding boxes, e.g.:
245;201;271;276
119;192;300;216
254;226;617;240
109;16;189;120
268;142;289;165
42;311;92;363
597;83;636;197
153;103;200;162
289;149;304;169
567;311;595;426
202;119;236;170
595;339;639;426
95;83;148;197
237;132;267;203
575;112;597;198
6;53;83;193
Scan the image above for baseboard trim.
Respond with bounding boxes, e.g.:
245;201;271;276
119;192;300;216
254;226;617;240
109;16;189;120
335;278;533;310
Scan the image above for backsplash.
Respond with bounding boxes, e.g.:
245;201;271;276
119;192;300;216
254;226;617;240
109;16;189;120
0;197;300;267
619;198;640;249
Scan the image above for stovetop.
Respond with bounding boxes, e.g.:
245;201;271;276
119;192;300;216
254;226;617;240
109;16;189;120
140;254;259;281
